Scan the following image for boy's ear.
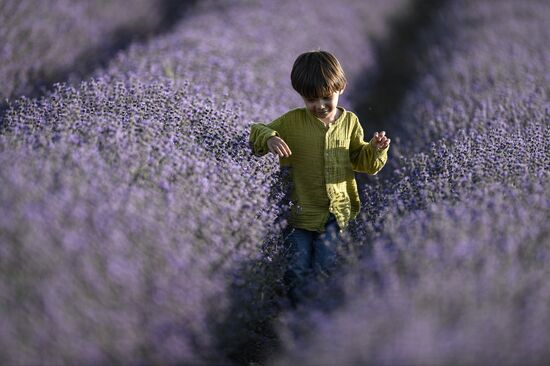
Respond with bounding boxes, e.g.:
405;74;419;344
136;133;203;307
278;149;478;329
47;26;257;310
339;85;346;94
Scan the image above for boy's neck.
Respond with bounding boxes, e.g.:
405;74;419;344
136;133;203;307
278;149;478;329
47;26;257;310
319;107;342;127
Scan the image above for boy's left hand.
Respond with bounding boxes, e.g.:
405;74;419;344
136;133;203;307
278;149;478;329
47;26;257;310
371;131;390;150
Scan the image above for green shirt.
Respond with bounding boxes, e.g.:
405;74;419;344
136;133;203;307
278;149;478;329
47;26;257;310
250;107;388;232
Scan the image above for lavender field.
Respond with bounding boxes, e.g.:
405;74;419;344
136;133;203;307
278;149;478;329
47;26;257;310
1;0;549;365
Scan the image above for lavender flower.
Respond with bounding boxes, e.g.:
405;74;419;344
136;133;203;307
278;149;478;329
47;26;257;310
272;0;550;365
1;0;410;364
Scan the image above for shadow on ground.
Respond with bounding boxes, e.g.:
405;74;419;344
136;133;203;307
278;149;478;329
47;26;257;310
209;235;289;365
352;0;450;184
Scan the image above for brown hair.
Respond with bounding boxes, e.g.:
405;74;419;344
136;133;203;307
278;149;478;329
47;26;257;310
290;50;347;98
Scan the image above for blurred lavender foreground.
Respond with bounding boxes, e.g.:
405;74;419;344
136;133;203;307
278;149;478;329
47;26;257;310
2;0;548;365
1;0;410;364
272;1;550;365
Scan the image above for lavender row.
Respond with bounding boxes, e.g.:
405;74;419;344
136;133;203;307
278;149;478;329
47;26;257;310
0;0;411;364
274;174;550;366
271;0;550;364
1;79;277;365
0;0;183;101
391;0;550;153
273;119;550;365
98;0;408;122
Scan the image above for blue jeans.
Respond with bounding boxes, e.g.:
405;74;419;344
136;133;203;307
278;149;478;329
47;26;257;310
282;215;343;306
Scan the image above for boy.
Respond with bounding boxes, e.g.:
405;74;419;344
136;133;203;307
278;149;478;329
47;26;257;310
249;50;390;306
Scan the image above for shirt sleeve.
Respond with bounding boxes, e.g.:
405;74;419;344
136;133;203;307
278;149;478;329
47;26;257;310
349;119;389;175
249;114;287;157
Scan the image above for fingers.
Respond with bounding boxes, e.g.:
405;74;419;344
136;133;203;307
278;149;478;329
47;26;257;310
268;137;292;157
373;131;386;140
378;138;391;149
373;131;390;150
274;145;291;157
279;140;292;157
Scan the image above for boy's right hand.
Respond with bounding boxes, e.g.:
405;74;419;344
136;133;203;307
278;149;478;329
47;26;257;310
267;136;292;157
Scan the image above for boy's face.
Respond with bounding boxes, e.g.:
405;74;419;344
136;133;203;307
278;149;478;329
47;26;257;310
302;90;343;121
